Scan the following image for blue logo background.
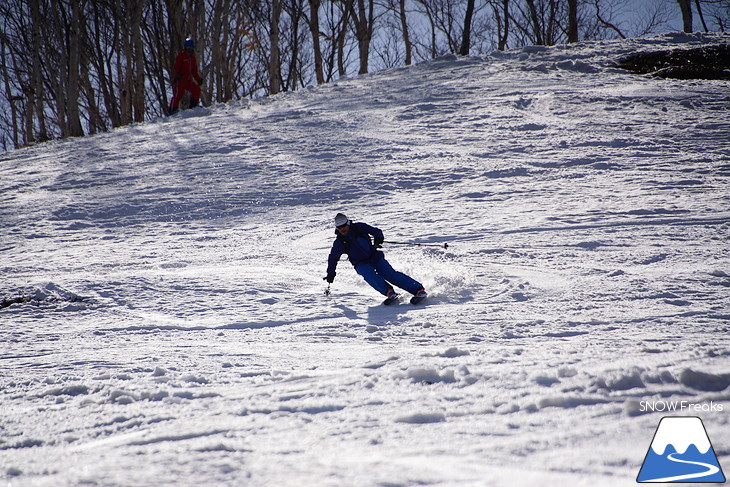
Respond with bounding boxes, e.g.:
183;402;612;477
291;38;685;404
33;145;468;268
637;417;725;483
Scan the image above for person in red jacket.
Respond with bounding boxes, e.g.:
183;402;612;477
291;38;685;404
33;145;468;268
169;38;202;115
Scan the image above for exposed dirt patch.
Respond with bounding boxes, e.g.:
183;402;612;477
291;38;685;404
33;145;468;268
618;45;730;80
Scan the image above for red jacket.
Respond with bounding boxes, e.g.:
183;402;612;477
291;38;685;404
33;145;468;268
172;50;201;84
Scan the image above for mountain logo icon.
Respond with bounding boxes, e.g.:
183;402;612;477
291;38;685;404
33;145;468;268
637;416;726;483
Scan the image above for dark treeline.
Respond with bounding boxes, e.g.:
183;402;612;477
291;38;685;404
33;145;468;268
0;0;727;151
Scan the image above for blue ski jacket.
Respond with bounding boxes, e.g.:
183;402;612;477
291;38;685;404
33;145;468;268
327;222;384;278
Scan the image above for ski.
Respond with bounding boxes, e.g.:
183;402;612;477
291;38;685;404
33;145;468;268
383;292;400;305
410;290;428;305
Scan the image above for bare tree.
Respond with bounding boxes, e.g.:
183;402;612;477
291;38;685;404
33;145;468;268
28;0;49;141
510;0;586;46
283;0;307;90
336;0;353;77
2;0;729;151
413;0;468;56
491;0;511;50
349;0;376;74
414;0;440;58
308;0;326;83
460;0;476;54
708;0;729;31
593;0;626;38
523;0;545;44
399;0;413;64
0;4;28;148
66;0;84;136
314;0;354;80
270;0;283;94
678;0;693;31
131;0;145;122
568;0;579;41
0;58;21;149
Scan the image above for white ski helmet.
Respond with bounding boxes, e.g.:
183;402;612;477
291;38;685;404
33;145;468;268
334;213;349;227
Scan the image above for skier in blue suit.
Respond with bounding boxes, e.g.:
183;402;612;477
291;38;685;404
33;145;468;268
325;213;427;303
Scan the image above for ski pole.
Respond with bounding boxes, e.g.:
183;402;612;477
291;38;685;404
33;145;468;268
384;240;449;249
324;283;331;296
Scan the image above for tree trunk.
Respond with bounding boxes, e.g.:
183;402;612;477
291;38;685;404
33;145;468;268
677;0;693;32
567;0;578;43
210;0;226;101
0;44;20;148
167;0;185;65
286;0;303;91
424;3;437;59
80;52;104;134
131;0;145;122
399;0;412;65
308;0;325;83
87;0;121;127
349;0;373;75
270;0;282;94
116;1;132;125
459;0;475;56
29;0;49;142
497;0;510;50
67;0;84;137
190;0;206;102
48;0;73;138
547;0;558;45
525;0;544;45
337;0;352;76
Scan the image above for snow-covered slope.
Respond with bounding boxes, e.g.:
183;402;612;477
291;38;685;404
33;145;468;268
1;32;729;486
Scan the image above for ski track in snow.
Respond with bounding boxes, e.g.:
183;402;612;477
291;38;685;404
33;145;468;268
1;33;729;486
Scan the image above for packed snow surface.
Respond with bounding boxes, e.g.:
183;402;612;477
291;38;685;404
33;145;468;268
2;33;729;486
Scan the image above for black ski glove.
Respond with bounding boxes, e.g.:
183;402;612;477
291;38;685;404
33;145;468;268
324;273;335;283
374;237;384;249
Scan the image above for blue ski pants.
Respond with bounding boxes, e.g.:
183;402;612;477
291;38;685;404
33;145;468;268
354;257;423;296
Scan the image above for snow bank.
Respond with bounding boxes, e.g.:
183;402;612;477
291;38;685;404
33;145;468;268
1;282;90;310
